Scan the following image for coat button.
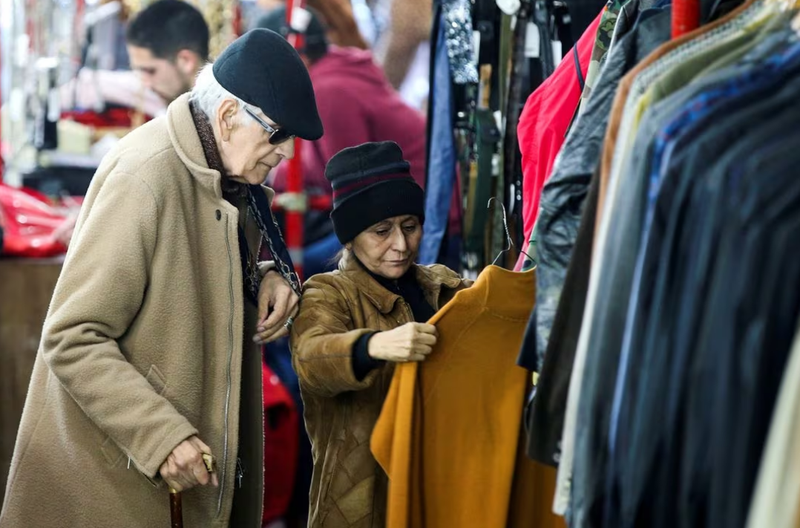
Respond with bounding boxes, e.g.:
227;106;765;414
215;210;222;221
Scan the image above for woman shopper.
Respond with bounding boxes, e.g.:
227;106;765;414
290;141;471;527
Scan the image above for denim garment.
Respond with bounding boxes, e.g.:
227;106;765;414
419;10;457;265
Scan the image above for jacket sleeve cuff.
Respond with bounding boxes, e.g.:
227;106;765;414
136;421;199;481
258;261;276;278
352;332;382;381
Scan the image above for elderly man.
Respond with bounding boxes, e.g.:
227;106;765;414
0;29;322;528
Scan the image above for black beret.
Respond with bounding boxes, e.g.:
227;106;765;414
212;29;323;140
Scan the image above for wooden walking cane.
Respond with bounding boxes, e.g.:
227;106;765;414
169;453;216;528
169;487;184;528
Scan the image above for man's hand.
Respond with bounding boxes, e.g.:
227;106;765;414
254;270;300;344
159;436;219;492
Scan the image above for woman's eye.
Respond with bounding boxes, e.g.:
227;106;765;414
375;230;390;237
402;225;417;232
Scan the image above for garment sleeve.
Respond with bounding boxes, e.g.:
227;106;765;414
352;332;383;381
258;261;276;277
41;171;197;480
290;276;385;397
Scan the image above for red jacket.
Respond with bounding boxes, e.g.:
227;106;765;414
517;12;602;251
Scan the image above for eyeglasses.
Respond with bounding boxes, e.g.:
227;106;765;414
244;107;295;145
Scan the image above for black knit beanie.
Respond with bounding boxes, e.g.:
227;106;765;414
256;6;328;61
326;142;425;244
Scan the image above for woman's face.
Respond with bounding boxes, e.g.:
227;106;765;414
349;215;423;280
214;99;295;185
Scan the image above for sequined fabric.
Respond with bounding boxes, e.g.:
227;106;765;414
442;0;479;84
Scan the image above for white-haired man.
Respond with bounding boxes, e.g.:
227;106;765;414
0;29;322;528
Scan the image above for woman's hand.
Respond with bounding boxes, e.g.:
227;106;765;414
254;270;300;344
159;436;219;492
368;323;438;362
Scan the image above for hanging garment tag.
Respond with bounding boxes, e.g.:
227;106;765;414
48;89;61;122
525;23;540;58
496;0;521;15
290;7;312;32
552;40;563;64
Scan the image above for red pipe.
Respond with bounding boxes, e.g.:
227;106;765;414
284;0;306;280
672;0;701;38
0;12;3;182
233;1;243;38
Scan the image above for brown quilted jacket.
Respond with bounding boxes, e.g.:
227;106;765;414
290;252;469;527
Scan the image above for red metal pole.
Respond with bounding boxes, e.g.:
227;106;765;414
0;11;4;183
672;0;700;38
284;0;306;280
233;1;243;38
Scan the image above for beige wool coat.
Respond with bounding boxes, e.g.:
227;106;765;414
0;94;270;528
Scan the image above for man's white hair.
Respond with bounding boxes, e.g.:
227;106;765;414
189;64;254;123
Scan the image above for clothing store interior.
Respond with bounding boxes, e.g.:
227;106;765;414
2;0;800;526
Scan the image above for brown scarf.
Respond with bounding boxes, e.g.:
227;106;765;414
189;101;248;197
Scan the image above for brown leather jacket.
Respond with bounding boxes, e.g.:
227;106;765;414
290;252;469;527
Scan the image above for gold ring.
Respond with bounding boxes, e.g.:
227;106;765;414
202;453;216;473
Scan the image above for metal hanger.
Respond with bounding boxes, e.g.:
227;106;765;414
488;197;535;266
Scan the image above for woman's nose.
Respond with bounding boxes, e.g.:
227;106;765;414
391;231;408;253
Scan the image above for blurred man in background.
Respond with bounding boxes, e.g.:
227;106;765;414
126;0;209;104
61;0;209;120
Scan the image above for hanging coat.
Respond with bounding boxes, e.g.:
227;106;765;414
371;267;565;528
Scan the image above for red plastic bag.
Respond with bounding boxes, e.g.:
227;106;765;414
0;184;69;258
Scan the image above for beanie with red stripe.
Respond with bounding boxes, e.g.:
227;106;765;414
325;141;425;244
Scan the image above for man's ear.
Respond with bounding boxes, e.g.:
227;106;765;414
175;49;201;81
216;99;239;141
